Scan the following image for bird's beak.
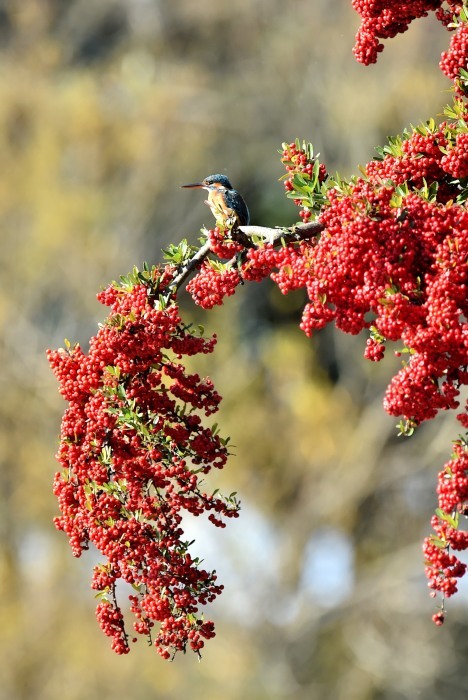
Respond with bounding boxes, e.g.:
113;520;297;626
181;182;204;189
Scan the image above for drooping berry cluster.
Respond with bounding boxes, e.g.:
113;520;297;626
48;265;239;658
207;226;244;260
186;258;242;309
423;438;468;624
440;19;468;93
47;0;468;661
185;224;246;309
352;0;463;67
241;118;468;620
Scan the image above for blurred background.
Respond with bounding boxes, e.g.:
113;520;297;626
1;1;467;698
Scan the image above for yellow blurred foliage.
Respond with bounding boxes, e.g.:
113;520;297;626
0;2;465;699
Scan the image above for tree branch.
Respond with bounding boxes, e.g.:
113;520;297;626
168;240;212;293
169;221;325;294
236;220;324;245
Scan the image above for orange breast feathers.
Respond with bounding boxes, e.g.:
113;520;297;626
207;188;236;223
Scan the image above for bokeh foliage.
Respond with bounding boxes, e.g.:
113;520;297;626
1;1;466;698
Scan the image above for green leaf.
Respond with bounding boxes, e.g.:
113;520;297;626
426;535;447;550
292;173;310;189
397;418;417;437
369;325;386;344
435;508;459;529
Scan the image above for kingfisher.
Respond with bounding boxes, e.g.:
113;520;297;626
181;174;250;228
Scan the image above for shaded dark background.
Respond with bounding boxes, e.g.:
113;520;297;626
1;1;467;698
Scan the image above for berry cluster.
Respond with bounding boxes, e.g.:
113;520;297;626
440;21;468;94
207;226;244;260
48;265;239;657
184;113;468;625
244;124;468;620
366;132;449;194
423;438;468;623
281;140;328;222
186;258;242;309
352;0;463;68
48;0;468;659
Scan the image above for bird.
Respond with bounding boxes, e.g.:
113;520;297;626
181;174;250;228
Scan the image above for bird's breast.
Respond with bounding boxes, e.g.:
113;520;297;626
207;189;232;218
206;188;249;226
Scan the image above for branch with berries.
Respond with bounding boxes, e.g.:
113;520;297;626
48;0;468;659
168;220;325;294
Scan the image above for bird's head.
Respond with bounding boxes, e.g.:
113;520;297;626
181;174;233;192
